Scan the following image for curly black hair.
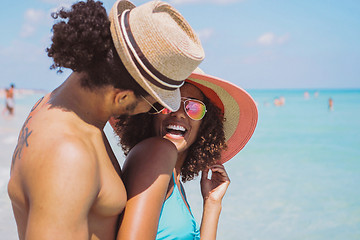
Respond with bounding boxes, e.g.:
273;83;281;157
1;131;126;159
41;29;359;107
46;0;147;95
115;85;227;182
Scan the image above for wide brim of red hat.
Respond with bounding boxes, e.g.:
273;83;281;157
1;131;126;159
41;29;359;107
186;72;258;164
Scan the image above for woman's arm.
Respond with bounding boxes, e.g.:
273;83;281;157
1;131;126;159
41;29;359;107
117;137;177;240
199;164;230;240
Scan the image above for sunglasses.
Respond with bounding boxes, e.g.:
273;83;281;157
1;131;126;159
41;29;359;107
153;97;207;120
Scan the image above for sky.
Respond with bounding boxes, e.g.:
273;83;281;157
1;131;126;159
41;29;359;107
0;0;359;91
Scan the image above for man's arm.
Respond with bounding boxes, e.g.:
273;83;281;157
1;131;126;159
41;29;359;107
23;139;100;240
117;137;177;240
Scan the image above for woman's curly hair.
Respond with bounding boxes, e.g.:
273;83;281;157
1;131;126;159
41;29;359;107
46;0;147;95
115;84;227;182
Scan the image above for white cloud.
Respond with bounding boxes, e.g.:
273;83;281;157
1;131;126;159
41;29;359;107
257;32;275;46
25;9;45;23
256;32;290;46
196;28;214;42
20;9;47;38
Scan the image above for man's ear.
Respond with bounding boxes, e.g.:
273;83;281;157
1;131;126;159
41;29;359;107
114;90;135;106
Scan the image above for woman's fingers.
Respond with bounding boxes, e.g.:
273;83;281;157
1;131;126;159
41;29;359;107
209;165;230;182
201;168;209;180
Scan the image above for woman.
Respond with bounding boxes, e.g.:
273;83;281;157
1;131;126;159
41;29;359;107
113;70;258;239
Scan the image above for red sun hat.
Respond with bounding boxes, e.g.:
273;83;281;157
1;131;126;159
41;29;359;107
186;69;258;164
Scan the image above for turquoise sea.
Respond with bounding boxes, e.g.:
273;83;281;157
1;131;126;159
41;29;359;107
185;89;360;240
1;89;359;239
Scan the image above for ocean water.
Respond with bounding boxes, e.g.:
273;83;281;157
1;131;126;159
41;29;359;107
185;89;360;240
1;89;359;239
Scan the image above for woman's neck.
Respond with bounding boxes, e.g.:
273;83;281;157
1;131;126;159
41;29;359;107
174;150;188;178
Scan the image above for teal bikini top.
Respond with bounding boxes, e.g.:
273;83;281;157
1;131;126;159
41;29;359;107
156;173;200;240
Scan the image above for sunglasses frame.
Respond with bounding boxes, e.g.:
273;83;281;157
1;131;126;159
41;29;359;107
158;97;207;120
141;95;165;114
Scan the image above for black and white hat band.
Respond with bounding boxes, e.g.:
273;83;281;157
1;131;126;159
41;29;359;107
120;10;185;91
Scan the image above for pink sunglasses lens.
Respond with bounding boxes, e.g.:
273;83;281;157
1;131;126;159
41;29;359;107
185;100;206;120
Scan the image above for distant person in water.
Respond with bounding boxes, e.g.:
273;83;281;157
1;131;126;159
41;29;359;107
304;91;310;99
274;96;285;106
328;98;334;111
2;84;15;116
2;88;10;116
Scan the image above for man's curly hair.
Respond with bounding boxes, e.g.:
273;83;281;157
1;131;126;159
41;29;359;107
115;84;227;182
46;0;147;95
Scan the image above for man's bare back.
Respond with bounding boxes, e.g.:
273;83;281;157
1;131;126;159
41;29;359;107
8;93;127;239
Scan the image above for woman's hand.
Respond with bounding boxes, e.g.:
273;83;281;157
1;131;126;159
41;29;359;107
200;164;230;203
199;165;230;239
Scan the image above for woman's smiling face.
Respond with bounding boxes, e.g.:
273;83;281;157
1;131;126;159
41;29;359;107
153;83;204;153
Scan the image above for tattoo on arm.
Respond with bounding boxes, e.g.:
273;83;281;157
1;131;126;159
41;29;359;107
12;96;44;166
30;96;44;112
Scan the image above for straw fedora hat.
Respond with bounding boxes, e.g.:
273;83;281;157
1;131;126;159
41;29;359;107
186;69;258;164
109;0;205;111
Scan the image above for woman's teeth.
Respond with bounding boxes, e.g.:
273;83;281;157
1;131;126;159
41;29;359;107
167;125;186;131
166;124;186;136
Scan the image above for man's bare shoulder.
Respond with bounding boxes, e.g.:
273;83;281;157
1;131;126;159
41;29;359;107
12;118;101;186
8;126;102;213
28;136;97;174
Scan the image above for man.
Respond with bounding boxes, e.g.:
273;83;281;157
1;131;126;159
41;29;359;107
3;84;15;116
7;0;204;239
